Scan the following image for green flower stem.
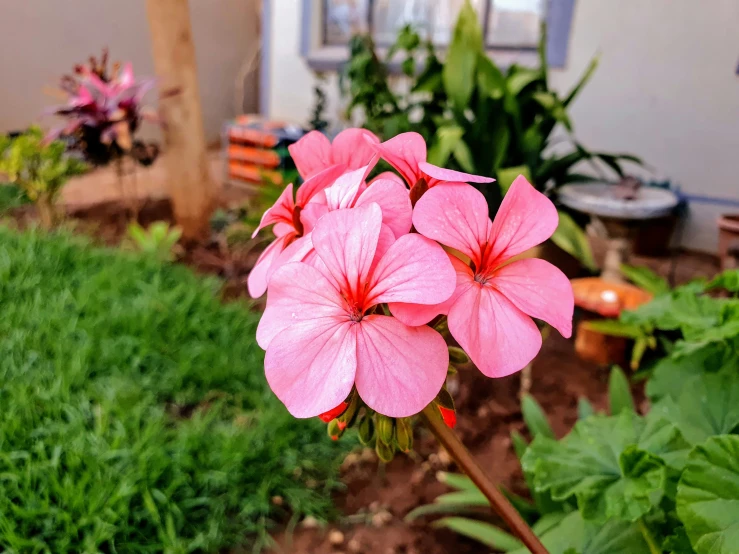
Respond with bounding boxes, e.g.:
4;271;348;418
637;518;661;554
421;404;549;554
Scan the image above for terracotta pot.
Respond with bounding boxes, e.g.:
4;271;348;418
718;214;739;270
575;320;628;367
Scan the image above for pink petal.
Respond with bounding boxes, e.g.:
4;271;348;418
419;161;495;185
312;204;382;299
265;317;356;418
331;128;380;172
366;234;456;306
272;222;294;237
390;254;472;326
288;131;333;179
491;259;574;338
355;178;412;238
299;202;329;234
368;171;405;187
412;183;491;263
487;175;558;264
266;233;316;283
370;223;397;275
354;315;448;417
373;132;426;187
251;183;295;238
324;166;367;210
247;233;293;298
295;163;347;207
256;262;345;349
448;282;542;378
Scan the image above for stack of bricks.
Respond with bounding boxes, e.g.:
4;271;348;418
223;115;304;188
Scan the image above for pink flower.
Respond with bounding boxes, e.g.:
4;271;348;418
393;176;574;377
373;132;495;189
256;203;456;418
289;128;380;180
247;164;347;297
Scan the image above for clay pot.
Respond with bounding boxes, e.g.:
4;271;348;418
718;214;739;270
575;320;628;367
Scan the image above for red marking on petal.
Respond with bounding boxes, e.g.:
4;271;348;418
319;401;348;423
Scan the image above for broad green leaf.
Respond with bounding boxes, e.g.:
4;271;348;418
476;54;506;99
578;398;595;420
427;125;465;167
522;411;689;523
550;210;598;271
522;393;555;439
433;517;523;551
507;66;543;96
707;269;739;293
498;166;532;195
620;264;670;296
509;511;652;554
609;366;635;415
651;372;739;445
442;1;482;109
677;435;739;554
622;291;728;336
452;138;476;173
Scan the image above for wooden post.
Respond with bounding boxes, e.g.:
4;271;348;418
146;0;217;240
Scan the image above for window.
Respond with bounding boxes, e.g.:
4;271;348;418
322;0;546;50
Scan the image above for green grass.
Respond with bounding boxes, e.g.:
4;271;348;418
0;226;349;553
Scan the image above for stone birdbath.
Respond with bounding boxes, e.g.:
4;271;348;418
558;179;679;282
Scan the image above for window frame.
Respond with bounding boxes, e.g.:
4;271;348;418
300;0;576;71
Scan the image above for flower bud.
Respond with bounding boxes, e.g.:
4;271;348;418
327;418;344;440
438;405;457;429
447;346;470;365
376;415;395;445
375;437;394;463
357;413;375;445
336;392;360;430
319;401;348;423
395;418;413;453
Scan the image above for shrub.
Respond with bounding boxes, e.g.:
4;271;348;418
0;227;349;553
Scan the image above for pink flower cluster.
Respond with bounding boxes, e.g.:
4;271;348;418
251;130;574;419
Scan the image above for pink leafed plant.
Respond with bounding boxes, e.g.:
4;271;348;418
249;129;573;552
47;49;158;166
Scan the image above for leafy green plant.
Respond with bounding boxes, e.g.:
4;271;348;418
0;226;351;553
340;2;642;269
0;127;86;227
412;279;739;554
127;221;183;262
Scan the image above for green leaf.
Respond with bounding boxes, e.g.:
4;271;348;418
498;166;532;195
427;125;465;167
509;511;652;554
620;264;670;296
442;1;482;109
585;320;645;339
677;435;739;554
609;366;635;415
651;372;739;445
511;429;529;460
434;517;523;551
522;412;689;523
438;471;478;492
578;398;595;420
476;54;506;100
522;393;555;439
452;138;476;173
507;66;543;96
550;210;598;271
707;269;739;293
563;56;599;107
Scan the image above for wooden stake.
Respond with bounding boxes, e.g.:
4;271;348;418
146;0;217;240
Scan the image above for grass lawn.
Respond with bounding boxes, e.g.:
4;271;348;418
0;226;349;553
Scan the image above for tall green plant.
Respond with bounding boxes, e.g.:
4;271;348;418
0;127;86;227
340;1;642;267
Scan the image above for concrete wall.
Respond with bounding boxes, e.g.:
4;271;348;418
0;0;260;144
265;0;739;253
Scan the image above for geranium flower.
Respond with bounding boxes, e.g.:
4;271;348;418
247;164;347;297
373;131;495;189
256;203;456;418
393;176;574;377
288;128;380;180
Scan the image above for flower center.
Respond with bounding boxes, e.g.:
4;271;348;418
348;303;363;322
474;273;491;286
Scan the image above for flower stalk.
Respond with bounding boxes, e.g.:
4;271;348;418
421;403;549;554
